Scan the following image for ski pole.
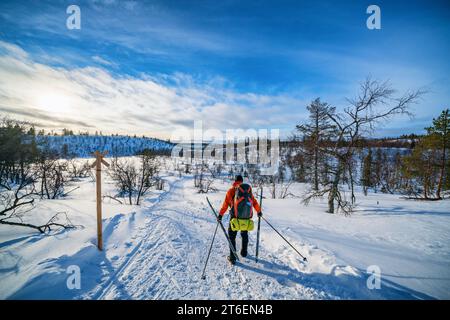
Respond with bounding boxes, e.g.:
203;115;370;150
206;197;240;261
201;221;219;280
255;187;262;263
261;216;307;262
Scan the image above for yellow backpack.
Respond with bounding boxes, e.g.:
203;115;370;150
230;218;254;231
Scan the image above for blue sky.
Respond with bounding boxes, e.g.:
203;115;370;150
0;0;449;139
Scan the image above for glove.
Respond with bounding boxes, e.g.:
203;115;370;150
217;215;223;222
257;212;263;217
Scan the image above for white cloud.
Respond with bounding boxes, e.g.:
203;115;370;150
91;55;116;67
0;41;307;139
0;40;28;60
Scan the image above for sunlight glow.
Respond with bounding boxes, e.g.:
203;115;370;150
36;91;72;112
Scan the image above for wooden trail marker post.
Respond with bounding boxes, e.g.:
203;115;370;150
91;151;110;251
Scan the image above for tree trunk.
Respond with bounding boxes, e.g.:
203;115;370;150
436;145;446;199
348;161;356;204
128;186;133;205
327;188;335;214
328;165;341;213
314;144;319;191
313;110;319;191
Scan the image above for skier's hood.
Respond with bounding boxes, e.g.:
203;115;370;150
232;181;242;188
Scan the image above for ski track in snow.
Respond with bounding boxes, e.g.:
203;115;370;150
94;178;320;299
88;177;411;300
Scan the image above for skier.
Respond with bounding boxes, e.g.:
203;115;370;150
217;175;262;264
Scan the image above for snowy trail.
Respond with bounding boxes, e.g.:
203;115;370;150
92;177;427;300
96;178;320;299
88;177;318;299
96;179;200;299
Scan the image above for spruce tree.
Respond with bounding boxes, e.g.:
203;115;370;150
296;98;335;191
426;109;449;199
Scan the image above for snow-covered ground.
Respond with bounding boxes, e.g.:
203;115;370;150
1;160;449;300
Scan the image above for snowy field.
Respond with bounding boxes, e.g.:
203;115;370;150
0;158;449;300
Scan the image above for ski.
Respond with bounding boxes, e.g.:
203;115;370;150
206;197;240;262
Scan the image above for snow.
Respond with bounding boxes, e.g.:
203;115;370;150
0;158;449;300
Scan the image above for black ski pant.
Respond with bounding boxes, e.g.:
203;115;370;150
228;225;248;260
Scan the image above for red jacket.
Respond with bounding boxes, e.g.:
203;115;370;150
219;181;261;217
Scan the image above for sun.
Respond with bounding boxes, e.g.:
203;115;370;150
36;91;72;112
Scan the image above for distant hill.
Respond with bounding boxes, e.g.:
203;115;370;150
36;135;174;158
